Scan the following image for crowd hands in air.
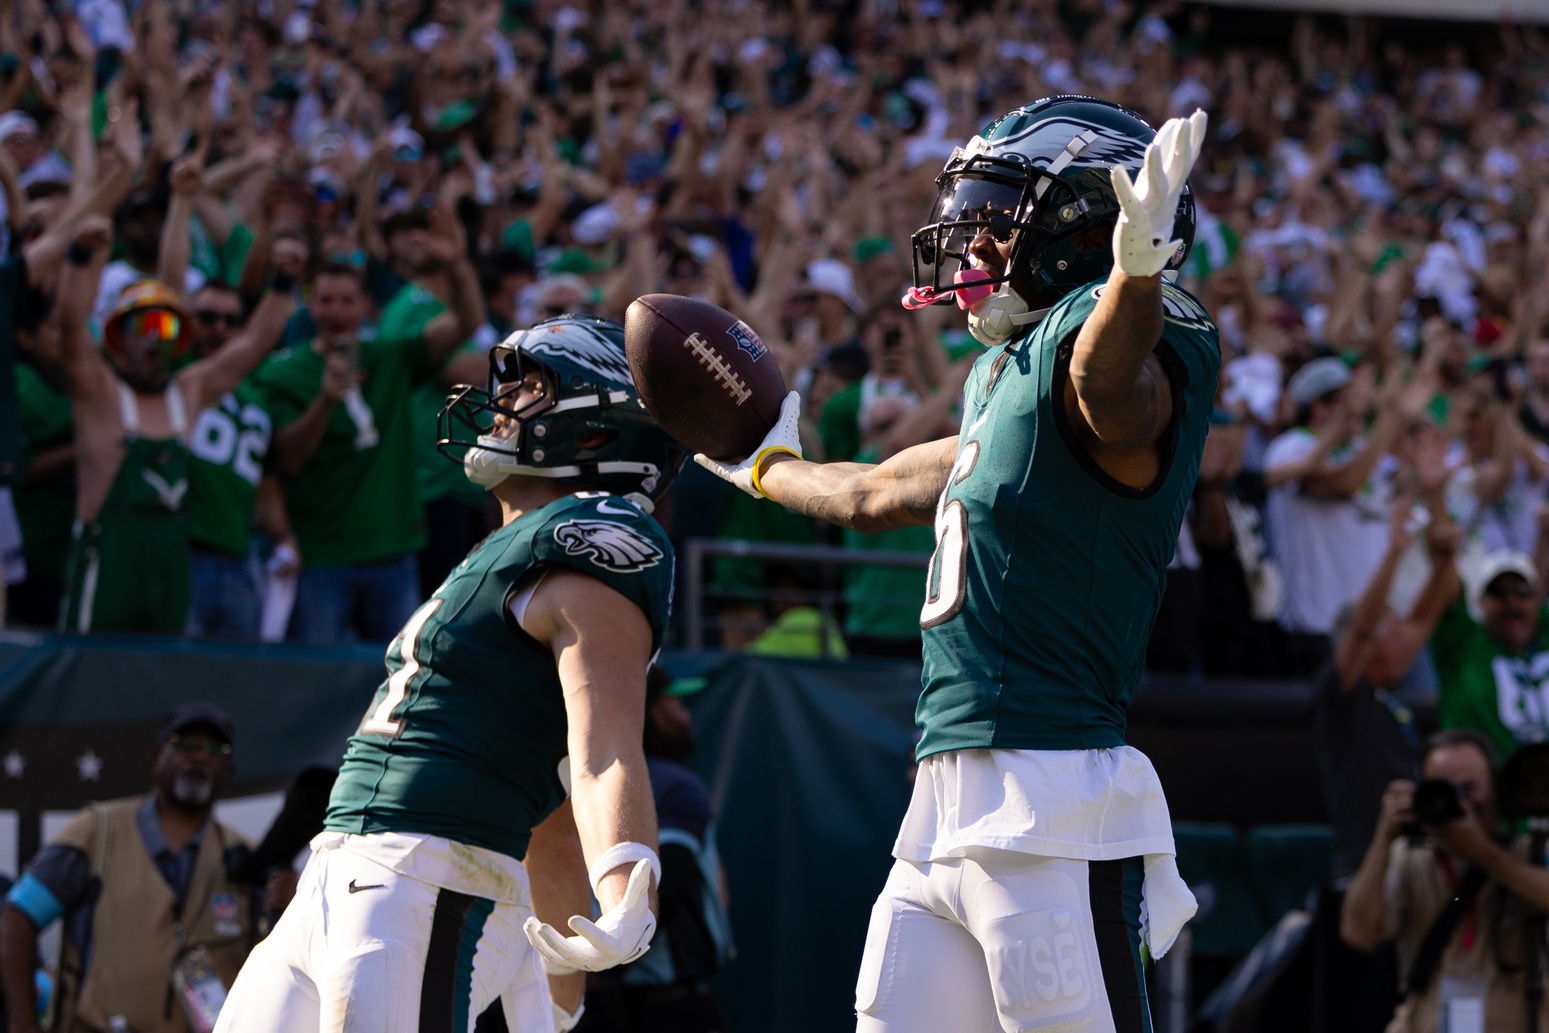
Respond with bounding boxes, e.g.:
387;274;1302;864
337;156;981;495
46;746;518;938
1;0;1548;691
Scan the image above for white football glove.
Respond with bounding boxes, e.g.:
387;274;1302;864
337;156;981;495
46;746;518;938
1111;109;1208;278
552;1000;585;1033
693;390;803;499
522;859;657;973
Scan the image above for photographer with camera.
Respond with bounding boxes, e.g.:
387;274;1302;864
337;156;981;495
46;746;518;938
1342;729;1549;1033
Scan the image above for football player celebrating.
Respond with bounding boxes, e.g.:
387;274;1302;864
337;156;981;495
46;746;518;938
216;317;689;1033
699;97;1215;1032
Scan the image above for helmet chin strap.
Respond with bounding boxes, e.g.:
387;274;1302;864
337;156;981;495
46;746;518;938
966;282;1048;346
463;436;660;513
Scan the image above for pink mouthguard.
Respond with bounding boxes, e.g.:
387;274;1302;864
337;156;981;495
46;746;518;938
899;269;996;311
951;268;994;310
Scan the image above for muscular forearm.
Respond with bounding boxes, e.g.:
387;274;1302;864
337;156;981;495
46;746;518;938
759;435;956;533
273;399;337;477
570;756;657;912
0;907;41;1029
1068;270;1166;448
1340;834;1394;950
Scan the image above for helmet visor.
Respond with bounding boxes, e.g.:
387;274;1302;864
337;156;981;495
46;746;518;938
915;174;1026;287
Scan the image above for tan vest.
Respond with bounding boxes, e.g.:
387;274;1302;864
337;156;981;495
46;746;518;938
1383;837;1549;1033
51;796;253;1033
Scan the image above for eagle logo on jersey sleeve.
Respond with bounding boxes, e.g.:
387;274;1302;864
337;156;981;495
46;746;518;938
553;520;664;573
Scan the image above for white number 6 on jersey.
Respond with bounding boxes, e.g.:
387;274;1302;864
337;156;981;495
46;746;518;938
920;441;980;628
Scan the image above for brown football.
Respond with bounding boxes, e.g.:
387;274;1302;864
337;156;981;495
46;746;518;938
624;294;786;462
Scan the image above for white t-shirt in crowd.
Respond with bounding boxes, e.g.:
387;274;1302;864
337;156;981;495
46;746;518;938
1263;426;1394;635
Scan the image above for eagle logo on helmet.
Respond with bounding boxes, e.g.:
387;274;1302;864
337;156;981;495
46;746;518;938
524;323;632;385
553;520;664;573
974;117;1150;168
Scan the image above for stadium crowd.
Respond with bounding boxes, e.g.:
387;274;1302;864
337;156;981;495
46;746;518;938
0;0;1547;737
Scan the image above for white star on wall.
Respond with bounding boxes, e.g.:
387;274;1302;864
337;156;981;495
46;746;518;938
76;750;103;782
2;751;23;779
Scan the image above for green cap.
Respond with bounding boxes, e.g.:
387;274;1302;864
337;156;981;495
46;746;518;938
854;235;894;264
549;247;610;275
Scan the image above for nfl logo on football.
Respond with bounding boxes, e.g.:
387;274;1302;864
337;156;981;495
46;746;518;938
726;321;767;362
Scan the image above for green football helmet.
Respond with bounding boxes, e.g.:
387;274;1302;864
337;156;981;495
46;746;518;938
906;95;1196;345
439;316;689;511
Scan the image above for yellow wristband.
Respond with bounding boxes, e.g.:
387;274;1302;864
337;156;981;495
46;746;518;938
749;446;801;499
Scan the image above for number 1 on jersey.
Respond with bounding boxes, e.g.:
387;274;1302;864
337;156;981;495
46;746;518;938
920;441;980;628
361;597;445;737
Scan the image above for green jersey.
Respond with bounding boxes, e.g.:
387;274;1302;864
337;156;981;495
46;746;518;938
325;492;675;860
187;384;272;556
1432;600;1549;762
843;445;936;640
14;361;74;580
916;280;1220;758
253;324;435;566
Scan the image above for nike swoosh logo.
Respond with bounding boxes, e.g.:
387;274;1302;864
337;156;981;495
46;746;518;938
964;414;988;440
595;499;637;516
347;879;386;894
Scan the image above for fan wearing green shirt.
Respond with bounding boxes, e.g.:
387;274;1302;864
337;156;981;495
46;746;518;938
185;281;300;638
257;204;485;643
1433;548;1549;763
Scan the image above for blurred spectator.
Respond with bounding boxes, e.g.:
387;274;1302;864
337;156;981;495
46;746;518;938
1317;495;1459;881
185;276;302;639
1341;730;1549;1033
56;211;293;634
1433;548;1549;763
256;206;482;643
0;705;292;1033
1264;359;1406;674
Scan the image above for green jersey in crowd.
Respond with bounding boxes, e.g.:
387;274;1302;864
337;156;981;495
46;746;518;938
325;492;675;859
915;280;1220;759
253;293;441;567
1432;600;1549;763
842;445;936;643
14;361;74;581
0;255;26;487
187;384;272;556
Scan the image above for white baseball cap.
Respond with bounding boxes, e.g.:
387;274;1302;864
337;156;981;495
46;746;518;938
1286;356;1351;406
1467;548;1539;621
806;259;865;314
0;111;40;144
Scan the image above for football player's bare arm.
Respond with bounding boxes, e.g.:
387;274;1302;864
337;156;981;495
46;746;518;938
758;435;958;533
523;568;659;913
1067;270;1171;453
524;800;588;1015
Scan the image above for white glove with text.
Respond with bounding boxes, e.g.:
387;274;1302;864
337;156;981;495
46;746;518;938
1110;109;1208;278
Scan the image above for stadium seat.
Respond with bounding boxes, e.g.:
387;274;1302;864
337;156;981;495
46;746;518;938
1171;822;1267;957
1245;824;1335;922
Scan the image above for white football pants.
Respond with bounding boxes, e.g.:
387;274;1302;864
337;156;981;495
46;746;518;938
214;835;554;1033
855;850;1151;1033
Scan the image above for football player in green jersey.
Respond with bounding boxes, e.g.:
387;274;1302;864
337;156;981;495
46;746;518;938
699;97;1218;1033
216;317;689;1033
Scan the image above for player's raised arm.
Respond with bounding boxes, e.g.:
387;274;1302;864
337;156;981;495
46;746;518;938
695;393;957;532
1068;111;1207;450
520;568;660;972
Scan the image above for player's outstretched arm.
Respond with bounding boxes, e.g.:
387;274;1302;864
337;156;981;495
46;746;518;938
521;569;660;973
696;392;957;532
1069;110;1207;451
